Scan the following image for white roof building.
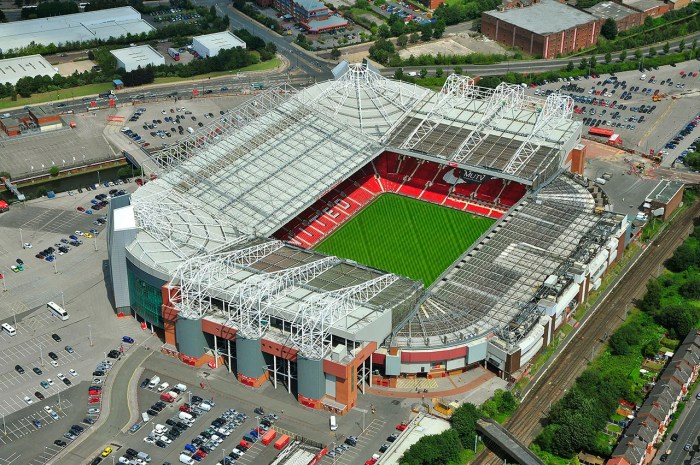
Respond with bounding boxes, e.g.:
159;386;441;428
0;7;154;53
111;45;165;72
0;55;57;85
191;31;246;58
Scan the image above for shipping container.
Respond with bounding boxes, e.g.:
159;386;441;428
588;127;614;137
274;434;290;450
261;429;277;445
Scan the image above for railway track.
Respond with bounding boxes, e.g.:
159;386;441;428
474;200;700;465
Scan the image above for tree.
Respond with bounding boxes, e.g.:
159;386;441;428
649;46;656;57
692;38;698;51
330;47;341;60
684;152;700;171
420;23;433;42
589;55;597;69
566;60;574;71
663;42;670;54
579;58;588;70
377;24;391;39
409;32;420;43
0;9;6;23
679;277;700;299
49;166;60;176
619;50;627;62
634;49;642;60
450;403;480;446
601;18;617;40
656;305;696;338
604;52;612;64
394;68;404;80
678;39;685;52
639;279;662;314
432;19;446;39
419;68;428;78
435;68;443;77
397;33;408;47
368;38;396;65
642;339;660;358
665;243;697;272
453;66;462;75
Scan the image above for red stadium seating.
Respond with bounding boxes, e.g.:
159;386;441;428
274;152;526;248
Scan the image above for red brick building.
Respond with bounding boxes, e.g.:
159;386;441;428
585;1;644;32
620;0;670;17
481;0;601;59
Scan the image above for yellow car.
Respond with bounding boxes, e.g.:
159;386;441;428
83;233;93;238
101;447;112;457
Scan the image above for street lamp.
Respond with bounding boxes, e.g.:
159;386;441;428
19;228;23;249
89;324;93;347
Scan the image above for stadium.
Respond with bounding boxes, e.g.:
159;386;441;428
107;61;630;414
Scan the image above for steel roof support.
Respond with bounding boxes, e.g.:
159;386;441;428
502;93;573;176
235;256;341;339
291;274;400;360
400;74;475;151
450;83;524;163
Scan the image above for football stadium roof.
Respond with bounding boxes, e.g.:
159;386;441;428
127;61;586;358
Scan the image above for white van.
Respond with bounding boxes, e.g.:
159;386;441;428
187;127;194;134
137;452;152;462
154;424;167;434
199;403;211;412
178;411;193;421
157;382;170;393
179;454;195;465
640;74;646;81
173;383;187;392
329;415;337;431
148;376;160;389
141;412;150;423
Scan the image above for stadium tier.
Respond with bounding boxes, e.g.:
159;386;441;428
108;61;629;414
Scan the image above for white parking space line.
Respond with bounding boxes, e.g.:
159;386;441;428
235;442;266;465
0;401;74;444
0;452;21;464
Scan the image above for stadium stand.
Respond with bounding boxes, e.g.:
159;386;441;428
274;152;524;248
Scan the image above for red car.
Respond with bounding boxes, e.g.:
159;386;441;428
77;206;85;212
396;422;408;431
196;450;207;457
179;404;191;413
88;396;101;403
135;179;144;186
365;459;377;465
89;389;101;395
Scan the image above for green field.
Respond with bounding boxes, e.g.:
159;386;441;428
314;194;494;286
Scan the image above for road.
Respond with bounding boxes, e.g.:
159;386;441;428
654;393;700;465
472;200;700;465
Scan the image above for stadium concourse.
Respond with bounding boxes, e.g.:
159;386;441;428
106;60;631;414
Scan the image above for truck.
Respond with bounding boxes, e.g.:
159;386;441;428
173;383;187;393
274;434;290;450
98;90;115;99
168;47;180;61
588;127;614;137
148;376;160;389
159;391;175;403
261;429;277;445
607;134;622;146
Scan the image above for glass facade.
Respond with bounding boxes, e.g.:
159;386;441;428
127;268;163;327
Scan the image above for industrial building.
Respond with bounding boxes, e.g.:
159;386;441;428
107;61;630;415
191;32;246;58
642;180;685;221
111;45;165;72
481;0;601;59
0;106;62;136
619;0;670;16
585;1;644;31
0;55;57;85
0;7;154;53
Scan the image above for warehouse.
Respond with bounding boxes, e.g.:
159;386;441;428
191;31;246;58
585;1;644;32
481;0;600;59
0;7;154;53
0;55;56;85
111;45;165;72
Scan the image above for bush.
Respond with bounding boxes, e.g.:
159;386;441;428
49;166;60;176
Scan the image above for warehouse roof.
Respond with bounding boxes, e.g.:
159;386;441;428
0;7;154;53
484;0;598;35
111;45;164;69
585;1;638;20
621;0;665;12
646;180;684;204
193;31;246;51
0;55;56;85
294;0;327;12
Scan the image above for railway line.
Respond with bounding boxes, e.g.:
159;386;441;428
473;199;700;465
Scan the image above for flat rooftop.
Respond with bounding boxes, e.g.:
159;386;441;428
193;31;246;51
0;55;56;85
305;15;349;30
484;0;598;35
585;1;638;20
646;180;684;204
0;7;154;52
111;45;164;68
621;0;666;11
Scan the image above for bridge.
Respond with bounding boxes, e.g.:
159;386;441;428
476;418;545;465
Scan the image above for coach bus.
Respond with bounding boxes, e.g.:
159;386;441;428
47;302;69;321
1;323;16;336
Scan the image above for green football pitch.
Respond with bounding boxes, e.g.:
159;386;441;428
314;194;495;286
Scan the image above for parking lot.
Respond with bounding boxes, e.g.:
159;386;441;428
522;60;700;167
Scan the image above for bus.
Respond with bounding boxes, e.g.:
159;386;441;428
1;323;16;336
47;302;69;321
250;83;265;90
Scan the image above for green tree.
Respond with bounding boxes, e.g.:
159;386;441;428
0;9;6;22
619;50;627;62
601;18;617;40
330;47;341;60
604;52;612;64
435;67;443;77
656;305;696;338
579;58;588;70
666;243;697;272
453;66;462;75
679;277;700;299
419;67;428;78
663;42;670;54
692;38;698;51
368;37;396;65
640;279;662;313
397;33;408;47
377;24;391;39
409;32;420;43
678;39;685;52
634;49;642;60
432;19;446;39
566;60;574;71
420;23;433;42
589;55;597;69
684;152;700;170
649;46;656;57
450;403;480;446
49;166;60;176
394;68;404;79
642;339;660;358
